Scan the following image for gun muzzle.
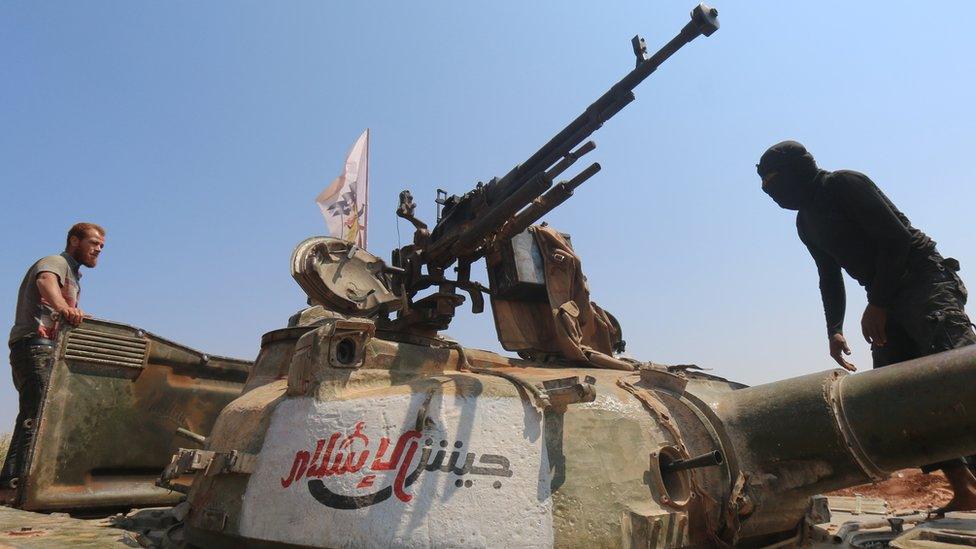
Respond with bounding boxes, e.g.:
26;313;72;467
688;4;720;38
662;450;724;473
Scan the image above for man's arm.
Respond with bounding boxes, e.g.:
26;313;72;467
799;222;855;370
834;171;914;346
36;272;85;326
799;222;846;335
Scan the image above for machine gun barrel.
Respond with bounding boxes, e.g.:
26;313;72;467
454;172;552;253
498;162;602;242
545;140;596;181
424;4;720;269
481;4;720;211
663;450;724;473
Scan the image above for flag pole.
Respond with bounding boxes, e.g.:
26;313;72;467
363;128;370;250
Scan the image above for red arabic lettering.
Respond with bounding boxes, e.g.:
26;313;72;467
305;433;341;478
392;432;421;502
280;423;423;503
280;450;310;488
370;437;392;469
371;430;419;471
338;422;370;474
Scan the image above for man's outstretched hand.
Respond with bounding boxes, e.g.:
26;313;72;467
861;303;887;347
829;333;857;371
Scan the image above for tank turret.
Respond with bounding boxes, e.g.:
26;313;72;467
165;290;976;547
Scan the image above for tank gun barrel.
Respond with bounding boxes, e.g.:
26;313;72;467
835;345;976;472
711;344;976;540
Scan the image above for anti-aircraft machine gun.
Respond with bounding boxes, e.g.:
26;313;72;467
160;5;976;548
286;4;720;372
387;4;718;337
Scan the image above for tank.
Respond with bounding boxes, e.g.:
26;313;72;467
150;5;976;547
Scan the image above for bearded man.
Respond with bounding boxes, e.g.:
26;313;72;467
2;222;105;498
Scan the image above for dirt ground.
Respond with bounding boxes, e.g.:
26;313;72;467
827;469;952;512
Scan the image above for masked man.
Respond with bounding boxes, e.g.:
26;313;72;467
757;140;976;510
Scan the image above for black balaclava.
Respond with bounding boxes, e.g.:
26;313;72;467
757;140;820;211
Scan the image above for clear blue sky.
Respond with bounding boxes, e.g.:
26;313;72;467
1;1;974;429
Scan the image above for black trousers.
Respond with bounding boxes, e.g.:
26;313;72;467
872;258;976;473
872;259;976;368
1;341;54;487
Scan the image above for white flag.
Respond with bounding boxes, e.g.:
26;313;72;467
316;129;369;249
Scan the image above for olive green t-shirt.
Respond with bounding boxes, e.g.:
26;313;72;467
8;253;82;345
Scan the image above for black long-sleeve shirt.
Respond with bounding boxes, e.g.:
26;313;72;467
796;170;936;335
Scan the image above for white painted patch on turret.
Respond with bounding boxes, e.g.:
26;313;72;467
239;392;553;548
